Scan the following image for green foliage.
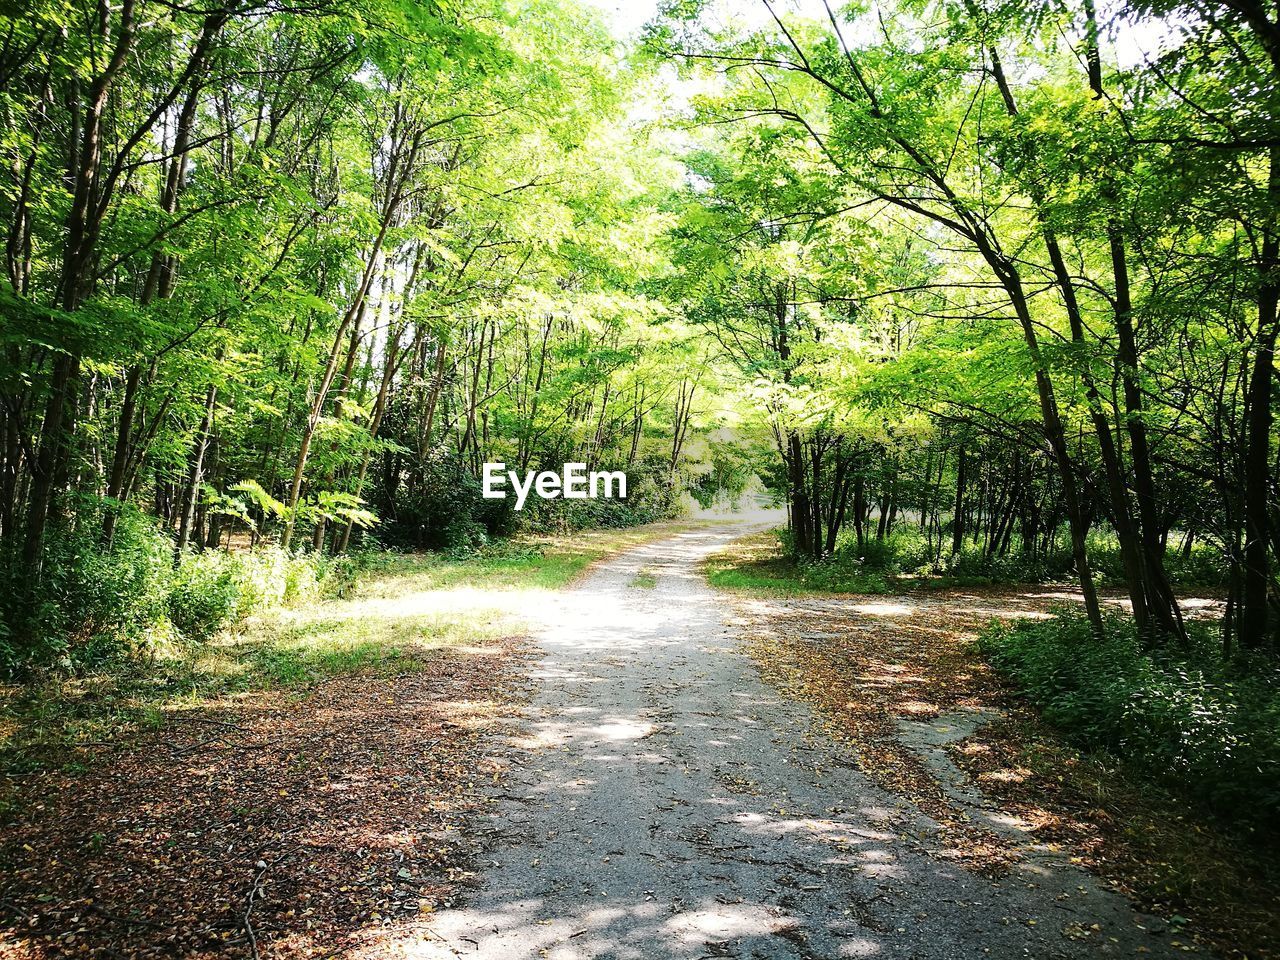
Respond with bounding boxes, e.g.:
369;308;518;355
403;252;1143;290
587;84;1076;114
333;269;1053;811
727;523;1232;596
1164;545;1232;589
166;553;241;643
981;613;1280;833
940;548;1076;585
1087;539;1230;590
0;512;177;672
827;528;1231;589
374;451;494;552
0;508;385;676
819;526;1072;584
515;459;682;534
374;452;683;553
2;0;719;659
840;529;934;575
706;529;891;595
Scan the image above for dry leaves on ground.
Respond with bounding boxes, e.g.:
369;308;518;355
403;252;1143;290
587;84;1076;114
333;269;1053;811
720;577;1277;960
0;638;529;959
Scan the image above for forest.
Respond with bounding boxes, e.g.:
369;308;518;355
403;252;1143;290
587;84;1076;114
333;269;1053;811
0;0;1278;955
1;0;1277;657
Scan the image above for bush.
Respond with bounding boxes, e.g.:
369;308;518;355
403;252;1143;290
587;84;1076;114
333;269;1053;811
1164;543;1230;587
167;552;241;642
793;522;1230;590
520;465;680;533
826;528;929;573
766;530;890;593
980;611;1280;833
0;510;178;673
375;451;497;552
941;546;1076;584
1085;534;1229;589
1;507;384;676
825;527;1076;584
228;546;291;617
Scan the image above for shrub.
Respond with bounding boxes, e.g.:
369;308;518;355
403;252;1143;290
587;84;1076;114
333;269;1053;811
0;507;385;676
1164;543;1230;588
796;558;890;594
847;535;897;571
821;527;932;573
229;547;291;617
283;551;324;604
167;552;241;642
792;522;1231;590
177;547;359;625
374;451;496;552
826;527;1074;584
0;510;178;673
1084;534;1228;589
980;611;1280;833
374;452;684;551
940;546;1076;584
510;458;682;534
767;530;891;593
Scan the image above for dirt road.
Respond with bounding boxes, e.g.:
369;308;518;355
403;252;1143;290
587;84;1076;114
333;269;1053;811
409;524;1192;960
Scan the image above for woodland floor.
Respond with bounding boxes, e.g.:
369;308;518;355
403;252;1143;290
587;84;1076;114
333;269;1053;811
1;520;1275;959
0;644;526;958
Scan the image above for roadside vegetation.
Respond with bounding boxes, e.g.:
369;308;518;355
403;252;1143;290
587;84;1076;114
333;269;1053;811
0;522;694;781
707;528;1230;596
981;612;1280;838
711;530;1277;829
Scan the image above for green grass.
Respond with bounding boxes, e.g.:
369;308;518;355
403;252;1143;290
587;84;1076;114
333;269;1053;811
0;520;701;777
629;569;658;589
704;530;891;595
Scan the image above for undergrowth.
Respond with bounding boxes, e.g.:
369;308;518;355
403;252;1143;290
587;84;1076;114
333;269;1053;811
708;527;1229;595
980;611;1280;837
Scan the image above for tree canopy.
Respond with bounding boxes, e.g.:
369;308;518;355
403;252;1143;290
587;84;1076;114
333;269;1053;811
1;0;1278;660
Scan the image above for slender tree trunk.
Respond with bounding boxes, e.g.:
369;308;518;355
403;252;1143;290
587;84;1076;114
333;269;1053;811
788;432;811;557
174;383;218;561
1001;269;1106;635
951;444;967;556
1241;143;1279;649
1080;0;1185;640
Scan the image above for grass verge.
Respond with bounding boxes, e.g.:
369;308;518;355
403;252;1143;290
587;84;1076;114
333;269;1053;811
704;529;892;594
0;520;699;778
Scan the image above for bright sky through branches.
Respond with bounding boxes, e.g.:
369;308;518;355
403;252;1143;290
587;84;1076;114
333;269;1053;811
580;0;1179;67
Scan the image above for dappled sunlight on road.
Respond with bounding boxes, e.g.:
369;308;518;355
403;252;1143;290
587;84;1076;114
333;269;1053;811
372;520;1190;960
846;601;916;617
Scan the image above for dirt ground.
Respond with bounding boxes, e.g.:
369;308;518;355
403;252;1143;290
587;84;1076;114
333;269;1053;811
0;637;528;958
724;581;1277;960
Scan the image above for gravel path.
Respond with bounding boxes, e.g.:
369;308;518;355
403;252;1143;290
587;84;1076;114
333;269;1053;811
414;523;1196;960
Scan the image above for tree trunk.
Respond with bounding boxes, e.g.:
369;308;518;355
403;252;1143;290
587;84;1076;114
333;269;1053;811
951;444;967;556
1241;143;1279;649
174;383;218;561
